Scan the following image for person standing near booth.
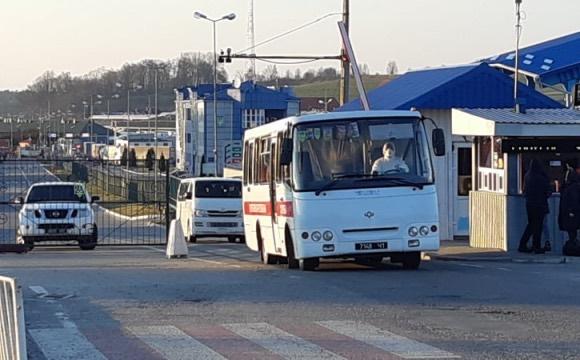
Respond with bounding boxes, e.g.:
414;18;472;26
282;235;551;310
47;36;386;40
519;159;551;254
560;164;580;255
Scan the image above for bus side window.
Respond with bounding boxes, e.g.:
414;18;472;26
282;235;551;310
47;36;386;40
275;133;283;183
243;141;250;185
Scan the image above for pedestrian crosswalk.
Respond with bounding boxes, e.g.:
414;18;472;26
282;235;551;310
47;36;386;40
30;321;460;360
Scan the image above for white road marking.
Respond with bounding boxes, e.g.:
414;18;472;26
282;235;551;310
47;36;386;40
457;263;484;269
141;246;242;268
224;322;346;360
318;320;460;359
128;325;226;360
30;328;108;360
496;267;512;272
29;286;48;297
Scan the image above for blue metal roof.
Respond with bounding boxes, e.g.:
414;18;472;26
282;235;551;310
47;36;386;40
482;31;580;89
339;63;563;111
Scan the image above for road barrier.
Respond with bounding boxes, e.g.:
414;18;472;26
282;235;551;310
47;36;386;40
0;275;27;360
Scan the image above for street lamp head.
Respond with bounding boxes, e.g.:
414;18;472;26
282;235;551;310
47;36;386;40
194;11;207;19
222;13;236;21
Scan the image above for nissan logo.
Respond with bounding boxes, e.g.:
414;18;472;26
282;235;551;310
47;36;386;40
364;211;375;219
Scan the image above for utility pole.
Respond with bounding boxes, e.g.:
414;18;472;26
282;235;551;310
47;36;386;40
339;0;350;106
514;0;523;112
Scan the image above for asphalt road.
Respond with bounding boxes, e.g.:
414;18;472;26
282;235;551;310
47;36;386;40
0;160;165;246
2;242;580;360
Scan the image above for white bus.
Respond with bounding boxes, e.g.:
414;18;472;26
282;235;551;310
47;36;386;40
242;110;445;271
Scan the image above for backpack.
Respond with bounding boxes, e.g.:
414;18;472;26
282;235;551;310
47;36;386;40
563;240;580;256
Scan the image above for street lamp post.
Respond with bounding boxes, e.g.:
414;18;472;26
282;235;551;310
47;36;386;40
194;11;236;176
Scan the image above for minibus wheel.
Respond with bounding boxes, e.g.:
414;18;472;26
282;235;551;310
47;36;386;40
402;252;421;270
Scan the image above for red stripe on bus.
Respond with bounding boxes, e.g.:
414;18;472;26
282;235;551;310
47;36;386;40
244;202;272;216
243;201;294;218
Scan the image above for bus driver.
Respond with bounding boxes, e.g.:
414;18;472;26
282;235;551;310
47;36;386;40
372;142;409;175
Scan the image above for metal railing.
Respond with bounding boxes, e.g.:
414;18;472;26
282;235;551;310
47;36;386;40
0;275;27;360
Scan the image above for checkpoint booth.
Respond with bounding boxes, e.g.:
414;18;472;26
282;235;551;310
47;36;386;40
452;108;580;253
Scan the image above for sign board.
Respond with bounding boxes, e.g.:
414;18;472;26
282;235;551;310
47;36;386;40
502;139;580;153
81;133;90;138
48;133;57;138
65;133;74;139
224;141;243;168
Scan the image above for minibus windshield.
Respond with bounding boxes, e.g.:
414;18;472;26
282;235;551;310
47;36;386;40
195;181;242;198
293;117;434;192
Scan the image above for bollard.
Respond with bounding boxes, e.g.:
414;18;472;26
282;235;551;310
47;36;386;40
166;219;188;259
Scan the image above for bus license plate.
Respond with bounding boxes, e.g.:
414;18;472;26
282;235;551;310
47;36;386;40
355;242;388;251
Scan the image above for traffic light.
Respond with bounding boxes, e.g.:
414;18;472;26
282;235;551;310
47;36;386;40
218;48;232;63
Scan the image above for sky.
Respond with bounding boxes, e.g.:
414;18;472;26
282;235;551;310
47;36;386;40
0;0;578;91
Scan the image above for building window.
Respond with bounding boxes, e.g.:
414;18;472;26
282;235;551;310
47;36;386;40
243;109;266;129
187;133;191;143
457;148;472;196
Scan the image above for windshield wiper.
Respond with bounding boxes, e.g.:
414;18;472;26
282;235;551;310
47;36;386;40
356;175;426;189
314;173;373;196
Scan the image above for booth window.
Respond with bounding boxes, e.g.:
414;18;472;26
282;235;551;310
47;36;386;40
458;148;472;196
479;137;492;168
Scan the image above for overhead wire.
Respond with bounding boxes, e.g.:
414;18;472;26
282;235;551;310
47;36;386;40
236;12;343;54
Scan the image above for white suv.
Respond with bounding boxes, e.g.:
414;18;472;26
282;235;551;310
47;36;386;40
16;182;99;250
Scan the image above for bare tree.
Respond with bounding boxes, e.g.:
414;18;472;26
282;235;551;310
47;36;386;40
386;61;399;75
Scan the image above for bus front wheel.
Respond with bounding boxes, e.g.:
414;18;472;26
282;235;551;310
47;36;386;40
285;228;299;269
402;252;421;270
258;227;276;265
299;258;319;271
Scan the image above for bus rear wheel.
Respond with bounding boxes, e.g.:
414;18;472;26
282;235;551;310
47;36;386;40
299;258;319;271
402;252;421;270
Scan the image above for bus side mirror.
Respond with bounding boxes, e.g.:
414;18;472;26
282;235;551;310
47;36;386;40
432;128;446;157
185;192;193;200
280;138;293;166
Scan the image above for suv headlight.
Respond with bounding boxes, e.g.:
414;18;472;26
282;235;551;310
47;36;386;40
408;226;419;237
195;209;208;217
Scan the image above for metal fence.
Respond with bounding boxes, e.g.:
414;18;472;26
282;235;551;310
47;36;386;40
0;159;171;247
0;275;27;360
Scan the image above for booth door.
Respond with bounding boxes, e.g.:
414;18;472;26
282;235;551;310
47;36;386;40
453;143;472;237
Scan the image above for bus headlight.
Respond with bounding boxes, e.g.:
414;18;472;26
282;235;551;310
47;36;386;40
311;231;322;241
323;231;333;241
408;227;419;237
419;226;430;236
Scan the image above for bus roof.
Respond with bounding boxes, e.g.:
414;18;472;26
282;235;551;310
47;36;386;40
243;110;422;139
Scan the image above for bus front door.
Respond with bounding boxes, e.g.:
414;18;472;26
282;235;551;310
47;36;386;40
269;142;283;254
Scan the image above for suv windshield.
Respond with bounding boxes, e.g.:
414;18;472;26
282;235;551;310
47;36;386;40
26;184;88;203
195;181;242;199
292;117;434;192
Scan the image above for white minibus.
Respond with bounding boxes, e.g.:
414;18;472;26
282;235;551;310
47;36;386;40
242;110;445;270
176;177;245;243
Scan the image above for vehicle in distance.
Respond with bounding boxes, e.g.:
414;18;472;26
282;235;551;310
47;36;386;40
16;182;100;250
176;177;244;243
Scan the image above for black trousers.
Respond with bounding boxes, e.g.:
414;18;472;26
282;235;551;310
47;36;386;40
568;230;578;243
519;205;546;250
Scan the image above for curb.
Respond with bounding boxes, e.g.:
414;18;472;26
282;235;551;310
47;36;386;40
427;252;569;264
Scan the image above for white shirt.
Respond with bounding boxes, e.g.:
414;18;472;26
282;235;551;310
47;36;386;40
372;157;409;174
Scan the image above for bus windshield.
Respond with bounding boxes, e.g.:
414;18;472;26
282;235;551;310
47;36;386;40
292;117;434;192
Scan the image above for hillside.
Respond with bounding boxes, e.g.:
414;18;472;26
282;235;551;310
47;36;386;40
292;74;394;100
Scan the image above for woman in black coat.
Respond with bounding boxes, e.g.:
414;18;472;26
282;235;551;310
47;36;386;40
559;169;580;244
519;159;551;254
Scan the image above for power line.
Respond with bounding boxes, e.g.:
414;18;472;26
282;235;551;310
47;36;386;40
237;12;342;54
256;58;320;65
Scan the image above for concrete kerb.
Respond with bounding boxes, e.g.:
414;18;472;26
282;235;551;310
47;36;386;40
425;252;571;264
